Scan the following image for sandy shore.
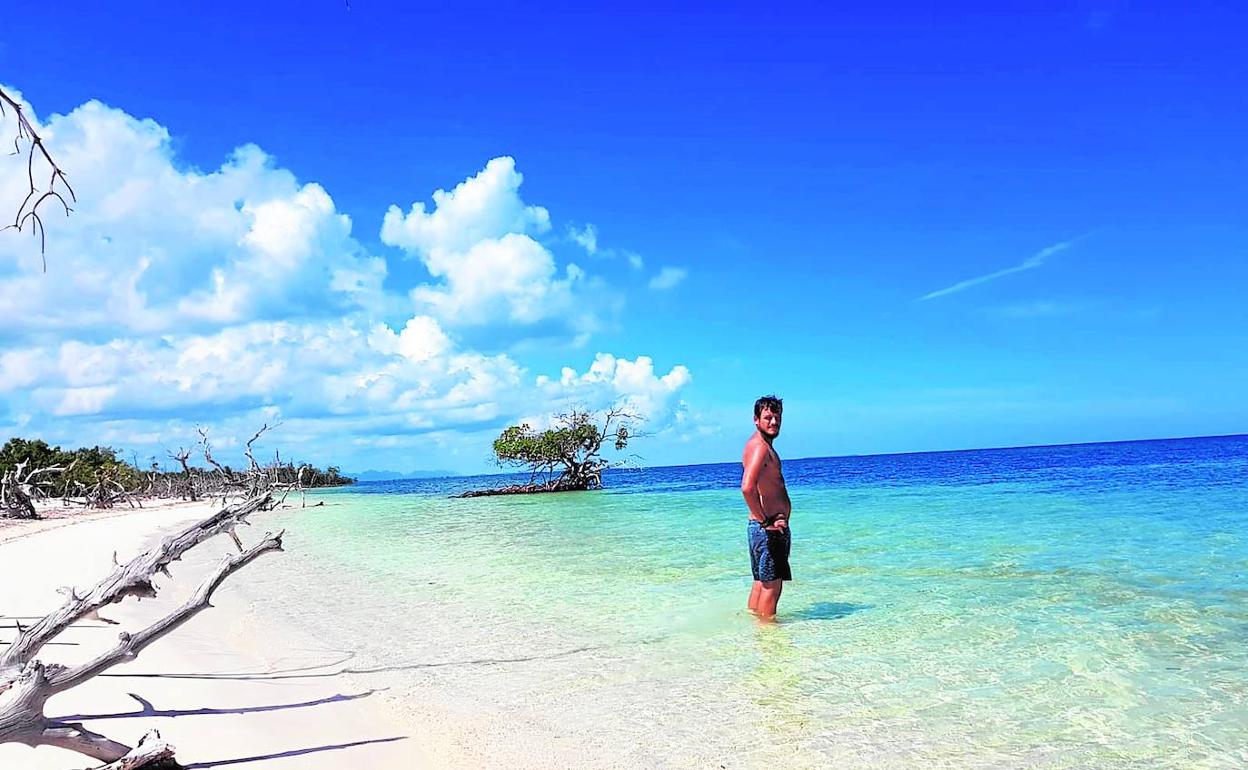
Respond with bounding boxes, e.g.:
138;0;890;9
0;499;427;769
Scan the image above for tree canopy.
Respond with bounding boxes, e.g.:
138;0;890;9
489;408;637;492
0;438;143;496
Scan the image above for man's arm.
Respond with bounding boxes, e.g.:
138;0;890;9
741;442;770;522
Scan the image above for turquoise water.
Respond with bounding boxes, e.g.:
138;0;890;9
256;436;1247;768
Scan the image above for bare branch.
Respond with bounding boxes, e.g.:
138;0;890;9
49;530;283;694
35;721;133;763
0;496;277;766
0;494;271;673
0;86;75;269
244;423;274;474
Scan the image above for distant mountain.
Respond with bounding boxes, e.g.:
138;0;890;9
351;469;457;482
404;469;457;479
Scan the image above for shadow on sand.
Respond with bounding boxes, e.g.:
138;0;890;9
55;689;382;722
790;601;873;621
100;644;601;682
180;736;408;768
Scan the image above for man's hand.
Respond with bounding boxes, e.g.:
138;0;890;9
765;518;788;532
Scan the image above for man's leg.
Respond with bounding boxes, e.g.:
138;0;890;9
748;580;763;612
757;579;783;620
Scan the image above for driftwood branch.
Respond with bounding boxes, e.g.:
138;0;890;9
1;459;76;519
0;86;76;270
0;494;278;767
0;494;271;675
89;730;174;769
51;532;282;694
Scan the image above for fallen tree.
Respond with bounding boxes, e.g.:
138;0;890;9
0;494;281;767
1;459;75;519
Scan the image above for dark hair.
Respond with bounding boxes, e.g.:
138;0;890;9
754;395;783;418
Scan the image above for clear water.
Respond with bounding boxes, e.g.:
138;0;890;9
249;436;1248;768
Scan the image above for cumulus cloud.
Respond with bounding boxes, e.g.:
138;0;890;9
649;266;687;291
534;353;692;427
381;157;598;332
0;98;385;337
0;92;693;471
381;157;550;253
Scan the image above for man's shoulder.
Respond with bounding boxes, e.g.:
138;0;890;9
742;435;762;458
743;435;770;459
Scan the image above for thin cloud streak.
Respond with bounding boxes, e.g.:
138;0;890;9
920;238;1080;301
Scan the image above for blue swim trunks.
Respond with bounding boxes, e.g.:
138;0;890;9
748;520;792;582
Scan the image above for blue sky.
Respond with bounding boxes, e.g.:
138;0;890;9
1;2;1245;474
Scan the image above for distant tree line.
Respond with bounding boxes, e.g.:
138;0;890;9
0;435;354;518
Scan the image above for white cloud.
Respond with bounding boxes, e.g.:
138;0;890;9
0;349;46;392
10;315;524;426
919;237;1084;301
0;91;693;472
568;223;598;254
367;316;452;363
649;266;687;291
564;221;645;271
381;156;550;254
407;233;584;327
380;156;604;333
0;99;388;336
536;353;692;428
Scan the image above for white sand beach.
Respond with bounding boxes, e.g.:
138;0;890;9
0;500;428;769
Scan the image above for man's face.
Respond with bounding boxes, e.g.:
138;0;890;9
754;407;782;438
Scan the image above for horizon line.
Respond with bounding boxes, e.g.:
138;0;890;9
776;430;1247;467
357;431;1246;480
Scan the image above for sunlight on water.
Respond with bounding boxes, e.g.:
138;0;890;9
245;437;1247;768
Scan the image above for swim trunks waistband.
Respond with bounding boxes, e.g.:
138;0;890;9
751;515;787;527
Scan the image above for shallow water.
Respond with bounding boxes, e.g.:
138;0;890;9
251;436;1248;768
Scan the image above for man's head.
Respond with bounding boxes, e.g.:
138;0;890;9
753;394;783;439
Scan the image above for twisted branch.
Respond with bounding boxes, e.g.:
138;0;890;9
0;494;271;675
0;86;76;270
0;494;279;767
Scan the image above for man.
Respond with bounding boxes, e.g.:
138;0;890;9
741;394;791;621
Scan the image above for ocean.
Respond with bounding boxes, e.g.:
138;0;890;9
247;435;1247;768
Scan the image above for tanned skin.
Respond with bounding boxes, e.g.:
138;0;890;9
741;405;791;620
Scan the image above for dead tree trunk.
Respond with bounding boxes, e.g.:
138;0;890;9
0;467;37;519
1;460;75;519
167;449;196;502
0;494;281;767
297;464;308;508
243;423;274;499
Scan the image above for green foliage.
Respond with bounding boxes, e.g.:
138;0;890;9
0;438;69;473
490;409;634;490
265;462;355;487
0;436;354;495
0;438;141;495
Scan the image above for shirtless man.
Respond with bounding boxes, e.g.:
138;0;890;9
741;395;791;621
